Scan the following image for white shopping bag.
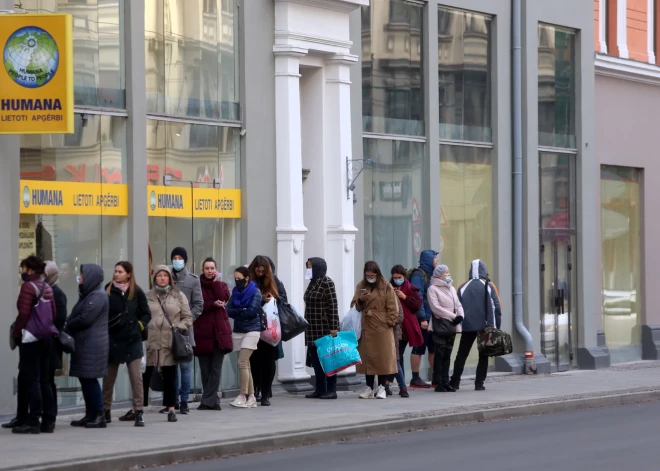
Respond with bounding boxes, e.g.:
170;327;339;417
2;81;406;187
141;341;147;373
340;307;362;340
260;299;282;346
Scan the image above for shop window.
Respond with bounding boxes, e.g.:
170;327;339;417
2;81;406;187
438;7;492;142
600;166;642;362
538;24;576;149
145;0;239;120
21;0;126;108
362;0;424;136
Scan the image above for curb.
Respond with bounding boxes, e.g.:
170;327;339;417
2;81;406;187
14;389;660;471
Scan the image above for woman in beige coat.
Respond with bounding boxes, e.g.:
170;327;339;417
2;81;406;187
350;261;398;400
143;265;192;423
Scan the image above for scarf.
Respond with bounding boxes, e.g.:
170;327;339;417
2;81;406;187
113;280;130;293
231;280;258;308
44;261;59;286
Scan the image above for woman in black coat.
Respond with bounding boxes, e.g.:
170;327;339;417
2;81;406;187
101;261;151;427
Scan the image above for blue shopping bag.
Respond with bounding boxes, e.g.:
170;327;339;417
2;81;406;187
314;331;362;376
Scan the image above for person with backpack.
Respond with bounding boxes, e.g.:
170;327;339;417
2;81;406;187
408;249;439;388
10;256;58;435
450;259;502;391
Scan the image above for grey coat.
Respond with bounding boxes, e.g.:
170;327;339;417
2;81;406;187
171;267;203;347
66;264;109;379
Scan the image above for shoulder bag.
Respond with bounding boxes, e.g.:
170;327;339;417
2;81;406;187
432;288;456;339
476;278;513;357
156;294;193;363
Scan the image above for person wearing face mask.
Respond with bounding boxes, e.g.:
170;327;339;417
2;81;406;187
350;261;399;400
389;265;423;398
167;247;202;416
303;258;339;400
226;267;263;408
143;266;193;423
427;265;464;392
67;264;110;429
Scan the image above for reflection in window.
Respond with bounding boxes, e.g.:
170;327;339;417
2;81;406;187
363;138;424;271
601;166;642;362
20;0;125;108
538;24;576;149
438;7;492;142
539;153;576;231
362;0;424;136
145;0;239;120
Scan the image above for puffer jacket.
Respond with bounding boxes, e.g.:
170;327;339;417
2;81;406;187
226;283;263;333
194;276;232;355
146;286;193;367
66;264;109;379
427;277;464;333
457;259;502;332
13;274;56;340
409;250;438;322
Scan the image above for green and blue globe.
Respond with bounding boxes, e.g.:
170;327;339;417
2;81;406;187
4;26;59;88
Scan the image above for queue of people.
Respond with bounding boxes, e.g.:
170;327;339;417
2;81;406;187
4;249;501;434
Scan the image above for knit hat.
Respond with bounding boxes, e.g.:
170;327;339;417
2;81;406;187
433;264;449;279
170;247;188;263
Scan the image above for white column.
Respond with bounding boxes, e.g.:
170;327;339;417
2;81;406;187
617;0;629;58
599;0;608;54
324;54;359;319
648;0;655;64
274;46;311;384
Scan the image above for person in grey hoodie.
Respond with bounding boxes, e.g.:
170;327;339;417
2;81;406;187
168;247;203;415
67;264;110;429
450;259;501;391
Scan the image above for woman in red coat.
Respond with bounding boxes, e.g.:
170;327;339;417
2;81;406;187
194;257;232;410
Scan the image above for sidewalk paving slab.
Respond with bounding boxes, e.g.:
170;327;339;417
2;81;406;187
4;362;660;471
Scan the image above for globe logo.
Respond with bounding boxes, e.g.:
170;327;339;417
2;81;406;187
150;190;157;211
4;26;59;89
22;186;30;208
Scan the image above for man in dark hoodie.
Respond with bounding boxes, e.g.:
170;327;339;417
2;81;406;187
408;249;439;388
450;259;501;391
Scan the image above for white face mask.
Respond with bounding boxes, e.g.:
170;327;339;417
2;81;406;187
366;277;377;284
305;268;313;280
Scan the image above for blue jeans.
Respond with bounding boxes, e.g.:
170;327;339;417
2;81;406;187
79;377;103;416
176;361;191;404
394;361;406;389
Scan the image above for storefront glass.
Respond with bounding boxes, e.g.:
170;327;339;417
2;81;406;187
361;0;424;136
362;138;424;272
438;7;492;142
147;119;241;391
600;166;642;362
538;24;576;149
20;113;129;405
144;0;239;120
22;0;125;109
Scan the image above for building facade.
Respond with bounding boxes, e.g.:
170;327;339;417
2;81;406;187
1;0;654;412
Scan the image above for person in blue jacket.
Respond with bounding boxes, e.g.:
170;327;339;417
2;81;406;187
226;266;263;409
408;249;439;388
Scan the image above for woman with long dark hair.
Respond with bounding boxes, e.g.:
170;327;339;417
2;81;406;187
248;256;280;406
350;261;398;400
102;261;151;426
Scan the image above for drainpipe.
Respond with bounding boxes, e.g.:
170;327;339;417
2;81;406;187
512;0;536;374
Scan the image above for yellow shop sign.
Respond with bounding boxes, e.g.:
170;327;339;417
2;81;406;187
20;180;128;216
0;14;74;134
148;186;241;219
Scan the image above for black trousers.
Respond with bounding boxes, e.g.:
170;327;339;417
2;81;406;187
250;341;277;396
309;346;337;394
432;334;456;386
18;339;56;426
365;375;388;389
451;331;489;386
143;365;177;408
16;367;56;424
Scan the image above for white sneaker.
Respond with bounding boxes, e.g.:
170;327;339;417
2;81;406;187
230;395;248;408
358;386;374;399
246;395;258;408
375;385;387;399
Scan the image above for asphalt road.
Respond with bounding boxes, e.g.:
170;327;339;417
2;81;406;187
165;401;660;471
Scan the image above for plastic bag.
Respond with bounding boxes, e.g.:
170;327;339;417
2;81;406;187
141;342;147;374
260;299;282;347
314;331;362;376
340;307;362;340
278;301;308;342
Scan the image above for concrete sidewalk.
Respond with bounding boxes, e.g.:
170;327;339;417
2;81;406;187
5;362;660;471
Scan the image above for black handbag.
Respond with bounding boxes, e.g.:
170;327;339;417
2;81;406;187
277;300;309;342
157;296;193;363
56;331;75;354
9;322;16;351
150;368;164;392
432;291;457;337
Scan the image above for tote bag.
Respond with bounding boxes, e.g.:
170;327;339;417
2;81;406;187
314;331;362;376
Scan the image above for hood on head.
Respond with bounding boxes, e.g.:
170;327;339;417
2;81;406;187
266;256;276;274
153;264;172;286
80;264;104;295
44;261;59;286
308;257;327;279
469;259;489;280
419;250;439;275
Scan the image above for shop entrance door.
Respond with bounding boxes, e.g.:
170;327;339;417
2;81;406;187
540;234;577;371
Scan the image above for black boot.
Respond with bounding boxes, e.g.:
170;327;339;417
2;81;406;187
118;410;136;422
134;411;145;427
305;391;322;399
12;424;40;434
70;414;93;427
104;409;112;423
254;388;262;401
2;417;23;429
84;411;107;429
40;422;55;433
